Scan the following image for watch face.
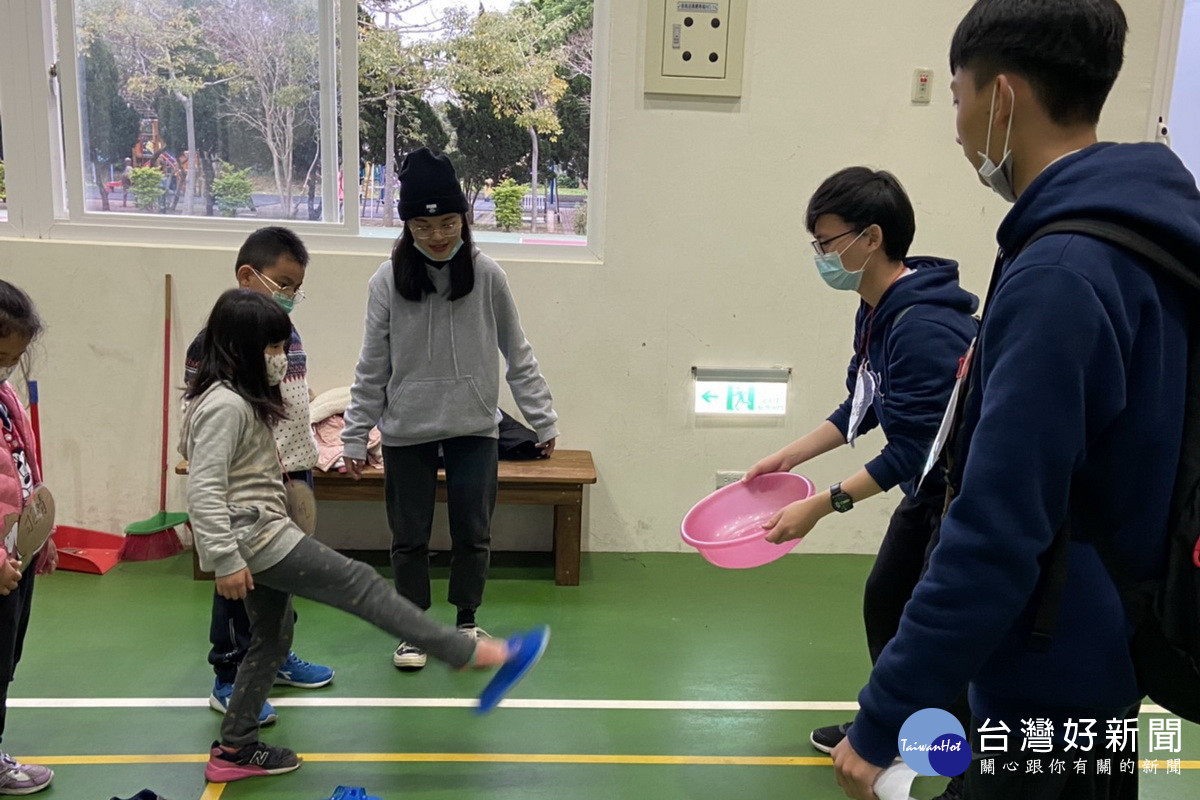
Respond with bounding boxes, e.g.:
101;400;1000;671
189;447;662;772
832;492;853;512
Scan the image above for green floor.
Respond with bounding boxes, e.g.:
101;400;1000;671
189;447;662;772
7;552;1199;799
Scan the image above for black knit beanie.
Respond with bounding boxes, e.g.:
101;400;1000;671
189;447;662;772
397;147;469;221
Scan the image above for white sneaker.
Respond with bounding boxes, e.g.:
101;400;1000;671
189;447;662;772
457;624;489;641
392;641;427;670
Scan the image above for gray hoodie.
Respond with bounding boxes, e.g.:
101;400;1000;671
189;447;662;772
342;249;558;459
180;383;303;578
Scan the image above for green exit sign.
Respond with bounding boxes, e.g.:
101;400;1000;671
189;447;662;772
694;380;788;415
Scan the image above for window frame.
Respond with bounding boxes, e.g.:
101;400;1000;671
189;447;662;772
1149;0;1187;141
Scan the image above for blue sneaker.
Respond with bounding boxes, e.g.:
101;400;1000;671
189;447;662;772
274;651;335;688
208;678;278;726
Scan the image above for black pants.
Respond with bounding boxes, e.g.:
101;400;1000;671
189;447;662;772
863;496;942;664
383;437;498;614
0;566;36;744
964;710;1139;799
862;495;971;727
207;470;311;682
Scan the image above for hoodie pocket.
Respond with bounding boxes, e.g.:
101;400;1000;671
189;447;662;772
383;377;494;441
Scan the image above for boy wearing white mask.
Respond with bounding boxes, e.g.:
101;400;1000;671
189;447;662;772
746;167;977;800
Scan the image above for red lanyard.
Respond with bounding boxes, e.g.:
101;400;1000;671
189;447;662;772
856;269;908;369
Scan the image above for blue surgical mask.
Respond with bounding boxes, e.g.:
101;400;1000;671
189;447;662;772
814;230;871;291
415;239;464;263
977;83;1017;203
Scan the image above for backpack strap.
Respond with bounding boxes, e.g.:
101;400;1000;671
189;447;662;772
1028;220;1200;293
1021;218;1196;651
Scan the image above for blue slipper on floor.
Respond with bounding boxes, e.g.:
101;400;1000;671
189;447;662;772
476;625;551;715
316;787;382;800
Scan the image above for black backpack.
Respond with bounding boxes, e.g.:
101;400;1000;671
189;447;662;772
1010;220;1200;723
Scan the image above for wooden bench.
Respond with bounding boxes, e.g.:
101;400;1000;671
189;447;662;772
313;450;596;586
181;450;596;586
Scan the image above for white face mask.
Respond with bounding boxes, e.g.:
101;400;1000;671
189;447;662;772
265;353;288;386
977;82;1017;203
0;364;15;384
415;239;464;263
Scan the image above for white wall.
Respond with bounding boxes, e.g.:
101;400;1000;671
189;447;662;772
0;0;1168;555
1168;0;1200;179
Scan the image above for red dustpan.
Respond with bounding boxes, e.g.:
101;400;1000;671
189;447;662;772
52;526;123;574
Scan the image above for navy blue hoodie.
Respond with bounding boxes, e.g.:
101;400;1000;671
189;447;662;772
850;143;1200;767
827;258;978;503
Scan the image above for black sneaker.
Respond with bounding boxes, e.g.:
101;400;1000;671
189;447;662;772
932;774;965;800
204;740;302;782
392;641;427;670
810;721;852;754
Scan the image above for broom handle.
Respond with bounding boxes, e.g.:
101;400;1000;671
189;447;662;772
159;275;173;513
27;380;41;474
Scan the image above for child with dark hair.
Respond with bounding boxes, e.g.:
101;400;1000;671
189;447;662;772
183;289;518;784
834;2;1200;798
342;147;559;670
745;166;978;800
0;280;54;795
184;226;332;725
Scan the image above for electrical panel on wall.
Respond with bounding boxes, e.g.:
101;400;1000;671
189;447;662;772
645;0;748;98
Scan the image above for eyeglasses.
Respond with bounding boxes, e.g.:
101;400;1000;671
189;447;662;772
255;270;306;305
410;220;463;240
811;229;859;255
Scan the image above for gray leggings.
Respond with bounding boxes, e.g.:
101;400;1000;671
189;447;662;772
221;535;474;746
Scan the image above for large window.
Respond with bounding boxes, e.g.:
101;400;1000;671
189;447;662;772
67;0;336;222
38;0;595;248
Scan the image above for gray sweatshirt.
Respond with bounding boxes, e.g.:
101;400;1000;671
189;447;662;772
180;383;304;578
342;249;558;459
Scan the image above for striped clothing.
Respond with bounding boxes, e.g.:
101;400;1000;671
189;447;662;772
184;326;319;473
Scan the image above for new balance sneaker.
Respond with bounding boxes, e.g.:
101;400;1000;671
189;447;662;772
274;651;335;688
204;740;301;783
810;721;852;754
392;641;427;670
209;678;278;725
0;753;52;795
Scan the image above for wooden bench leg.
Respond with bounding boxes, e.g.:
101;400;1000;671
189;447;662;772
553;503;581;586
192;548;214;581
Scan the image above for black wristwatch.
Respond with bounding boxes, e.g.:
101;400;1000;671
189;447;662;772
830;483;854;513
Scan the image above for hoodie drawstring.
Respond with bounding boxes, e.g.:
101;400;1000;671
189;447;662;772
426;291;460;376
450;303;460;377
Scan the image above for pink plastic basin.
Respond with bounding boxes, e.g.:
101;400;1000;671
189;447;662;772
681;472;816;568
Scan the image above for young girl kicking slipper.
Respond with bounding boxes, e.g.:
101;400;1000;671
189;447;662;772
182;288;514;783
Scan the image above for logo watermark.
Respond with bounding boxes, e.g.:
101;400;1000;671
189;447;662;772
898;708;972;777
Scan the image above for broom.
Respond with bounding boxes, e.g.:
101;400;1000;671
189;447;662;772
121;274;187;561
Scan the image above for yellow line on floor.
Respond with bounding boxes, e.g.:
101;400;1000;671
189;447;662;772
18;754;1200;769
30;754;209;764
198;784;225;800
